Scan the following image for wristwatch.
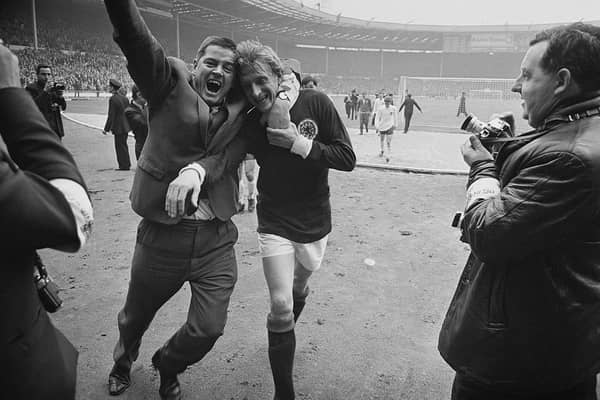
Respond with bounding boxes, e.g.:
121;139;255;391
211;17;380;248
277;91;290;101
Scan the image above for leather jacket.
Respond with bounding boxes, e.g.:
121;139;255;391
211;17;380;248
439;94;600;392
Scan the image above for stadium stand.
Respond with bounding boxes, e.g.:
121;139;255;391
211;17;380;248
4;0;595;98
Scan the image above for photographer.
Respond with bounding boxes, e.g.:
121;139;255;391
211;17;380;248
25;63;67;139
439;23;600;399
0;43;93;399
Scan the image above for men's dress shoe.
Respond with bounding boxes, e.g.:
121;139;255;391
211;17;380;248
108;367;131;396
152;350;182;400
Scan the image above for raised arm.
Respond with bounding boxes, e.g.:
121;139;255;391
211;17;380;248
103;0;173;106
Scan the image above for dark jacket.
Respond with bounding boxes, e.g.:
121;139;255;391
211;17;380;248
105;0;248;224
439;94;600;393
198;89;356;242
398;97;421;115
25;81;66;138
0;88;87;399
104;92;130;136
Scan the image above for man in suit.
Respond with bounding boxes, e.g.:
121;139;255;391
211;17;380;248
103;1;253;399
25;63;67;139
124;84;148;160
103;78;131;170
0;43;93;400
398;93;423;133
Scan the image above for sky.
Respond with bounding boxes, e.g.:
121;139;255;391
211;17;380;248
293;0;600;26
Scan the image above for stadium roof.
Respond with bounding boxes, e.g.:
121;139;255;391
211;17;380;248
139;0;600;50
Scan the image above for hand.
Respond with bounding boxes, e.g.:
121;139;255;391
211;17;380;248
266;122;298;149
102;130;109;135
0;43;20;89
165;169;203;218
461;135;493;167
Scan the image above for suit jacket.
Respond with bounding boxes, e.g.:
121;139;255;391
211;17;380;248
104;92;130;135
0;88;87;399
105;0;248;224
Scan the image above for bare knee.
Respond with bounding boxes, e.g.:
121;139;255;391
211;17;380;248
270;292;293;316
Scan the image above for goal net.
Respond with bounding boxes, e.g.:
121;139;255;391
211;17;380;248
399;76;519;100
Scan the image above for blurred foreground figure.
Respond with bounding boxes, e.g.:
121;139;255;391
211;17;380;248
0;43;93;400
440;22;600;400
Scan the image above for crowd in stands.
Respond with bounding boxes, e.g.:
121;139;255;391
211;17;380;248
17;48;134;92
1;0;519;99
312;75;398;96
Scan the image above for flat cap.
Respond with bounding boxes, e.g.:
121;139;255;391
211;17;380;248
109;78;122;89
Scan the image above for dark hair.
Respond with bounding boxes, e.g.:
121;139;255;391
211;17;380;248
530;22;600;91
237;40;283;79
196;36;237;59
301;75;317;87
131;84;140;99
36;63;50;74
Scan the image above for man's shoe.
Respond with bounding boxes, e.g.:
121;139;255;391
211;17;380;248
248;198;256;212
108;365;131;396
379;151;384;157
152;350;182;400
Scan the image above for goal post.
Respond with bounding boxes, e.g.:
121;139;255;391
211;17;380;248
399;76;518;100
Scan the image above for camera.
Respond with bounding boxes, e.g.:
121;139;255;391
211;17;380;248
48;82;66;94
33;252;63;313
461;113;514;156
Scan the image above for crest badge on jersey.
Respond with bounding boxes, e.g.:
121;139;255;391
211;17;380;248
297;119;318;140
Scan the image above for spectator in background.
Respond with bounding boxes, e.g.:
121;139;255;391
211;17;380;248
357;92;372;134
0;42;93;400
301;75;318;89
124;84;148;160
103;78;131;171
398;93;422;133
350;89;358;120
457;91;467;117
25;63;67;139
343;92;352;118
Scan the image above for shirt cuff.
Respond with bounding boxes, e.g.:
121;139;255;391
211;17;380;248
465;177;500;209
50;178;94;250
290;135;313;159
179;162;206;184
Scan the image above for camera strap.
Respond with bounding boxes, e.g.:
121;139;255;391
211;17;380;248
33;252;48;278
482;129;544;145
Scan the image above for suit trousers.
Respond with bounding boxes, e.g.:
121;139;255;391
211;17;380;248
359;113;370;133
403;112;413;133
112;217;238;375
113;133;131;169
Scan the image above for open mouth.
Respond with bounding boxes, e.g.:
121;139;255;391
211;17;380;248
256;93;270;105
206;79;222;94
